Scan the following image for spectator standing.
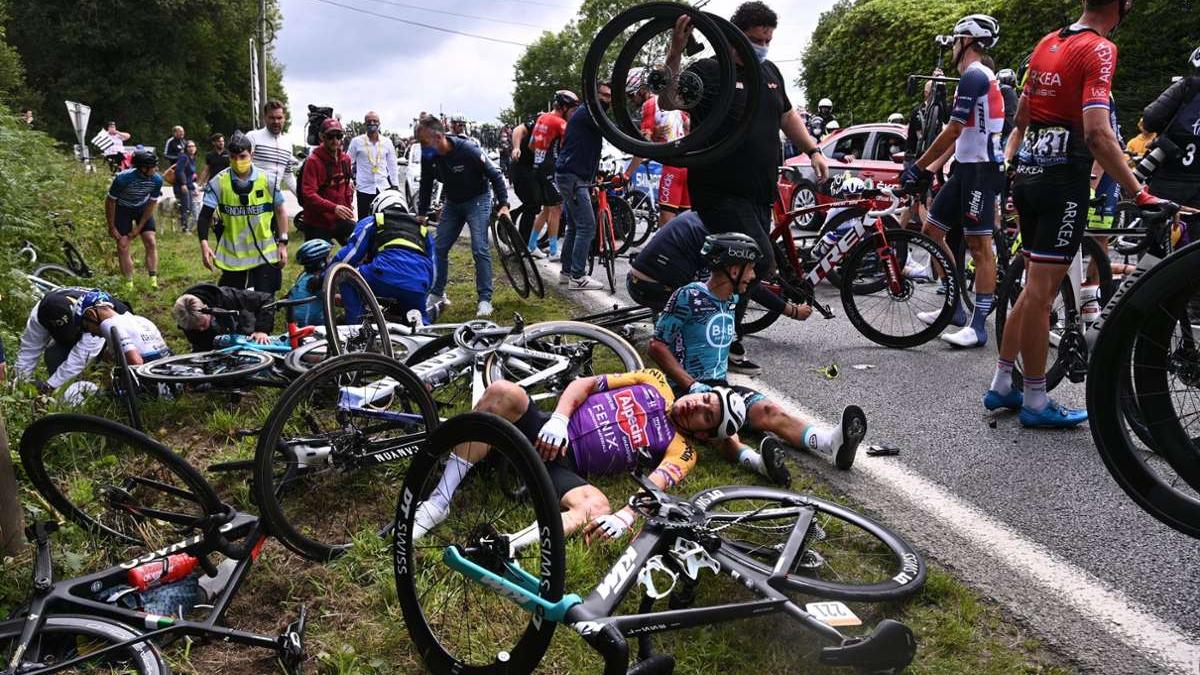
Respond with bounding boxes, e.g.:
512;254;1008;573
102;121;131;172
248;101;298;194
175;140;199;233
299;119;356;244
105;149;162;289
347;111;399;219
417;117;509;317
1125;118;1157;165
164;126;186;166
199;133;230;187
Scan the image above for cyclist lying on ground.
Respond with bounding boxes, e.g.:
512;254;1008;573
12;287;131;394
411;368;746;546
172;283;277;351
327;187;437;322
649;234;867;479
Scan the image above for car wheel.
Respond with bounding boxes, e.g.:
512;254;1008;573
790;179;825;231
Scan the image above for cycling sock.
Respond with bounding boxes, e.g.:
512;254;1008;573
737;446;768;477
1024;376;1048;411
149;271;158;288
801;424;839;455
428;454;473;512
527;229;540;252
970;293;992;335
548;237;559;256
990;358;1014;395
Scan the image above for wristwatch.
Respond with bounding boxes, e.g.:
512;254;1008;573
276;236;289;245
805;147;821;158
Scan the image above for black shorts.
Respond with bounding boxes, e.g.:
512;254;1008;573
114;204;156;236
512;396;589;500
694;197;775;279
534;171;562;207
1013;166;1090;265
928;162;1002;237
218;264;283;295
625;273;673;313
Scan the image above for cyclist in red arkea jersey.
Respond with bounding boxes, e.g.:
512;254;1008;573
526;90;579;260
986;0;1164;429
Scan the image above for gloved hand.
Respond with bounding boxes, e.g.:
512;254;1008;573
899;164;933;191
1134;185;1168;208
688;381;712;394
586;510;635;543
536;413;570;459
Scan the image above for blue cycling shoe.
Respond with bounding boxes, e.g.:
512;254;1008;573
1019;399;1088;429
983;389;1023;411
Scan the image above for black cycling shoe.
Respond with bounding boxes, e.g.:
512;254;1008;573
728;356;763;376
835;405;868;471
758;437;792;487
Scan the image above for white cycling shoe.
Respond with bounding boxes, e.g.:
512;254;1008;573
412;501;449;541
918;309;967;328
941;326;987;348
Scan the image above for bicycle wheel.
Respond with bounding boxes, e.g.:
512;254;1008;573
598;209;617;293
739;277;784;335
19;414;224;549
135;350;274;385
609;193;636;256
110;325;143;431
254;353;439;561
483;321;643;403
395;413;564;674
62;240;91;277
32;263;81;288
493;212;531;299
523;244;545;299
692;485;925;601
0;615;168;674
284;335;417;377
1088;243;1200;538
625;188;656;247
323;262;395;359
840;229;959;349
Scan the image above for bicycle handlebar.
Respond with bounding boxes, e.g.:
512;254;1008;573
865;187;904;219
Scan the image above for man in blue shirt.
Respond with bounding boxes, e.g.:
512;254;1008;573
105;149;163;289
416;117;509;317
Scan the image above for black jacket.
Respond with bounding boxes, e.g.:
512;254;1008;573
181;283;275;351
1142;76;1200;205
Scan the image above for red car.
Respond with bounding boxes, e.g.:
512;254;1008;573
779;123;908;230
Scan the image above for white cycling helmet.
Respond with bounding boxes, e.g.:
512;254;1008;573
831;174;868;198
825;120;841;131
626;67;647;93
951;14;1000;50
887;113;904;124
711;387;747;440
1190;45;1200;71
371;187;408;214
818;98;834;110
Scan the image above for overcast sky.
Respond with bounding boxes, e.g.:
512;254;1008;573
276;0;839;144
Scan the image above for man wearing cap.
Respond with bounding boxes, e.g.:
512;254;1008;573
299;118;356;245
11;287;131;393
172;283;277;352
347;111;400;221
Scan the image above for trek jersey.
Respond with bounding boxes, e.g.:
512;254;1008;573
529;112;568;173
950;61;1005;164
654;282;737;383
567;369;696;487
1017;25;1117;170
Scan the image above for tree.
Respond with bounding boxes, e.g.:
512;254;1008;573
5;0;287;149
0;0;26;105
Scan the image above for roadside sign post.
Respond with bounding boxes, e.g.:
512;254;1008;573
64;100;91;163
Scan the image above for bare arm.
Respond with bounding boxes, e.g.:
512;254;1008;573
657;15;694;112
648;338;696;391
551;375;600;418
510;125;527;160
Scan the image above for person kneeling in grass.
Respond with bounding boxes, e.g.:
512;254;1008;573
411;368;746;545
649;233;867;481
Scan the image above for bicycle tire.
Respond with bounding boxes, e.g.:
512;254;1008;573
840;229;959;349
19;414;224;548
62;240;92;277
609;193;636;256
523;244;545;299
110;324;143;431
1087;242;1200;538
739;278;784;335
322;262;395;360
284;335;418;376
254;353;439;561
599;209;617;293
32;263;80;287
135;350;274;385
625;189;657;247
492;213;531;299
0;614;169;674
395;413;564;675
691;485;926;601
482;321;643;402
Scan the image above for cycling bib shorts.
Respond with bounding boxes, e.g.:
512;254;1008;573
659;166;691;211
928;162;1003;237
1013;167;1090;264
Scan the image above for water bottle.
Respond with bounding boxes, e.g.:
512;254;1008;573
1080;285;1101;327
128;553;199;592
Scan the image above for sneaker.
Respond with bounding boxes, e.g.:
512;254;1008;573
983;389;1023;412
568;276;603;291
835;405;867;471
558;271;571;286
476;300;494;317
1018;399;1088;429
918;308;967;328
728;356;762;376
427;293;451;309
548;251;562;262
149;275;158;289
412;501;449;541
940;326;986;348
758;437;792;487
530;247;547;259
903;263;933;281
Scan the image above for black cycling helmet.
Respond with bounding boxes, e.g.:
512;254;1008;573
997;68;1017;87
226;131;252;154
132;149;157;169
701;233;761;270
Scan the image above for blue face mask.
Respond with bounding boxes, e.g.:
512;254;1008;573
366;123;380;133
752;44;769;63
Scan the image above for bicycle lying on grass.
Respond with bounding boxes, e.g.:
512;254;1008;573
10;414;307;674
394;413;925;674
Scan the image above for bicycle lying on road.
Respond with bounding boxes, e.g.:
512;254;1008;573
394;413;926;674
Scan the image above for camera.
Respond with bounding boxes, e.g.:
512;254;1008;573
1133;136;1180;182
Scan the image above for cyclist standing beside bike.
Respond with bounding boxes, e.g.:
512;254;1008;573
661;2;827;374
987;0;1162;428
902;14;1005;349
1141;46;1200;237
526;91;578;259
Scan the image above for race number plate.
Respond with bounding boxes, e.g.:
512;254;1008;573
805;601;862;627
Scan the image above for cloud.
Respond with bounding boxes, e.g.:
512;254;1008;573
275;0;837;145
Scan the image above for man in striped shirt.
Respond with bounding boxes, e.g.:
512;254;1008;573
247;100;297;194
105;149;162;289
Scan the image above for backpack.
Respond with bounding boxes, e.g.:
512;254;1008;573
296;154;352;209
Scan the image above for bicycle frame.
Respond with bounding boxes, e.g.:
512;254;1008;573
2;514;298;675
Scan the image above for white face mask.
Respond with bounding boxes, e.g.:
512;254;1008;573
752;44;769;63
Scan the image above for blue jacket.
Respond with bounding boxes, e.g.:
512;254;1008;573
556;105;604;180
418;136;507;214
331;215;437;293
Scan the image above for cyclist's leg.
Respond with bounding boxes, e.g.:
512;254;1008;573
139;212;158;285
924;170;967;322
113;205;136;281
950;165;1001;344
